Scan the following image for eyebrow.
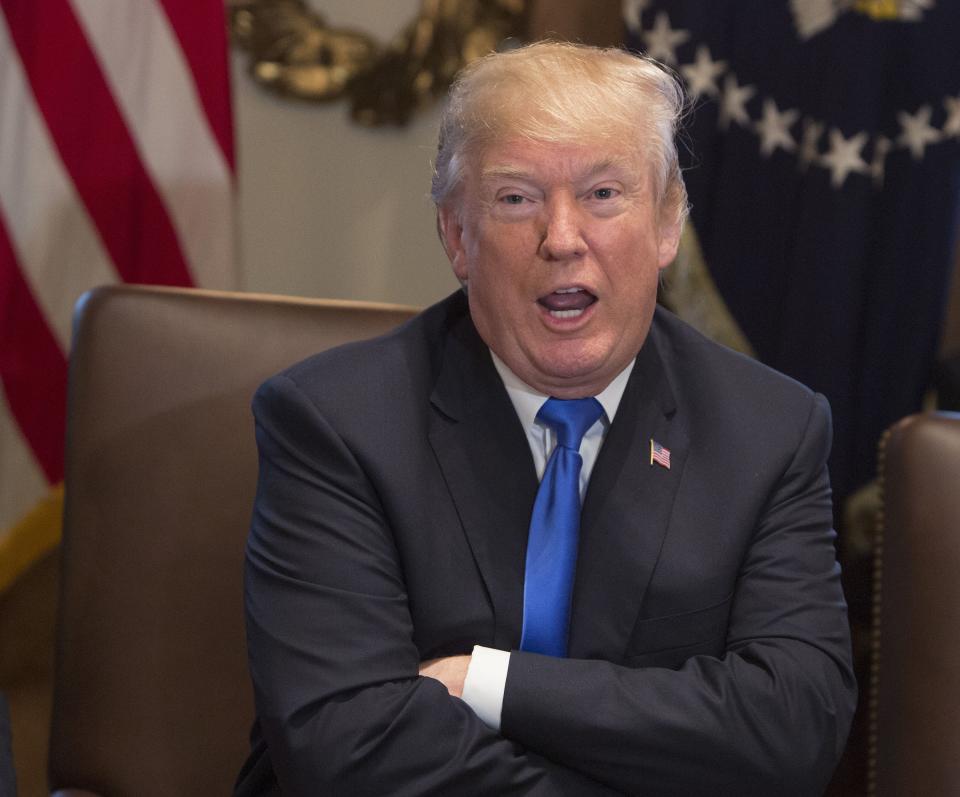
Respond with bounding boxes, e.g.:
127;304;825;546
480;156;637;184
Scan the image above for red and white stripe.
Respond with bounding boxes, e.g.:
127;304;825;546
0;0;235;531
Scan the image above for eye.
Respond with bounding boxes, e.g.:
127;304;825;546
592;187;617;200
500;194;526;205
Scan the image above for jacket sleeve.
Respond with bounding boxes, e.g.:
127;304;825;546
500;392;857;796
244;374;620;796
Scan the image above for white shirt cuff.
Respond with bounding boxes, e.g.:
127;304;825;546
460;645;509;730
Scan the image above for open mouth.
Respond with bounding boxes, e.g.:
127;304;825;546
537;287;597;319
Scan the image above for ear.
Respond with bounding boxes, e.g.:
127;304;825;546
438;205;469;281
657;217;682;270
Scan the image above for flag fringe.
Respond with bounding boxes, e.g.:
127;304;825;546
0;483;63;596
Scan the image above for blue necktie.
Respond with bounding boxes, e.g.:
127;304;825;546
520;397;604;657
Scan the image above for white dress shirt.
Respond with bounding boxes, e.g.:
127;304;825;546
459;353;634;729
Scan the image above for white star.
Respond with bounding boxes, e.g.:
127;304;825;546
641;12;690;66
718;73;755;131
942;95;960;139
870;135;892;188
900;0;935;21
897;104;940;160
622;0;651;34
789;0;842;40
798;118;825;171
754;99;800;157
820;128;869;188
680;45;726;100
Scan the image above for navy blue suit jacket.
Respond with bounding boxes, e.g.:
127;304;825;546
237;291;855;795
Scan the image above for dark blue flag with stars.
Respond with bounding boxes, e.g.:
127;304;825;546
626;0;960;500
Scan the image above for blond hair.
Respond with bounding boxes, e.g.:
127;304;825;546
431;41;689;229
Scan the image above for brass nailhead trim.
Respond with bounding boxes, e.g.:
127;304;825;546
866;427;892;796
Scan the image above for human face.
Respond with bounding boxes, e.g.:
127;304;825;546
439;138;681;398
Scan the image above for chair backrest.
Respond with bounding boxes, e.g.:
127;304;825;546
49;285;417;797
869;411;960;796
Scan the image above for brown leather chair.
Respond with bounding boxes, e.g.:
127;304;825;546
49;285;416;797
869;411;960;796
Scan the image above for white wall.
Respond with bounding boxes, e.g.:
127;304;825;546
232;0;458;307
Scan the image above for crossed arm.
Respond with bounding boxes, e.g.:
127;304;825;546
245;375;855;795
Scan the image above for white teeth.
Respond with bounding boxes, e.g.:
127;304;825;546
554;287;582;294
550;309;584;319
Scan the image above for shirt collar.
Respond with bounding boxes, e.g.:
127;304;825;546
490;351;635;431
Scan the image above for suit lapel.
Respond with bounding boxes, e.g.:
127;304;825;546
427;308;538;649
568;323;690;661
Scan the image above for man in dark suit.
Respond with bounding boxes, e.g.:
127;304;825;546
237;42;855;795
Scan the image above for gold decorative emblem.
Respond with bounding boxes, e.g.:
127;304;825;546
854;0;901;19
853;0;934;20
228;0;527;126
789;0;935;39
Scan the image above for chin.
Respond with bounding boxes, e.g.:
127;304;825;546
538;340;609;372
533;353;611;389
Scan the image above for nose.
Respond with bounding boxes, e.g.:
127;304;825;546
538;194;587;261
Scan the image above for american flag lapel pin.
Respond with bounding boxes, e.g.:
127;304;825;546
650;439;671;469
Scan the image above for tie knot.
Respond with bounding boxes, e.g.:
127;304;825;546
537;397;604;451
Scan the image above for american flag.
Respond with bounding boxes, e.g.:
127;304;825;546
0;0;235;589
650;439;671;469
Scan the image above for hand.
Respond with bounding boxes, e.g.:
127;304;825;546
419;654;471;698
